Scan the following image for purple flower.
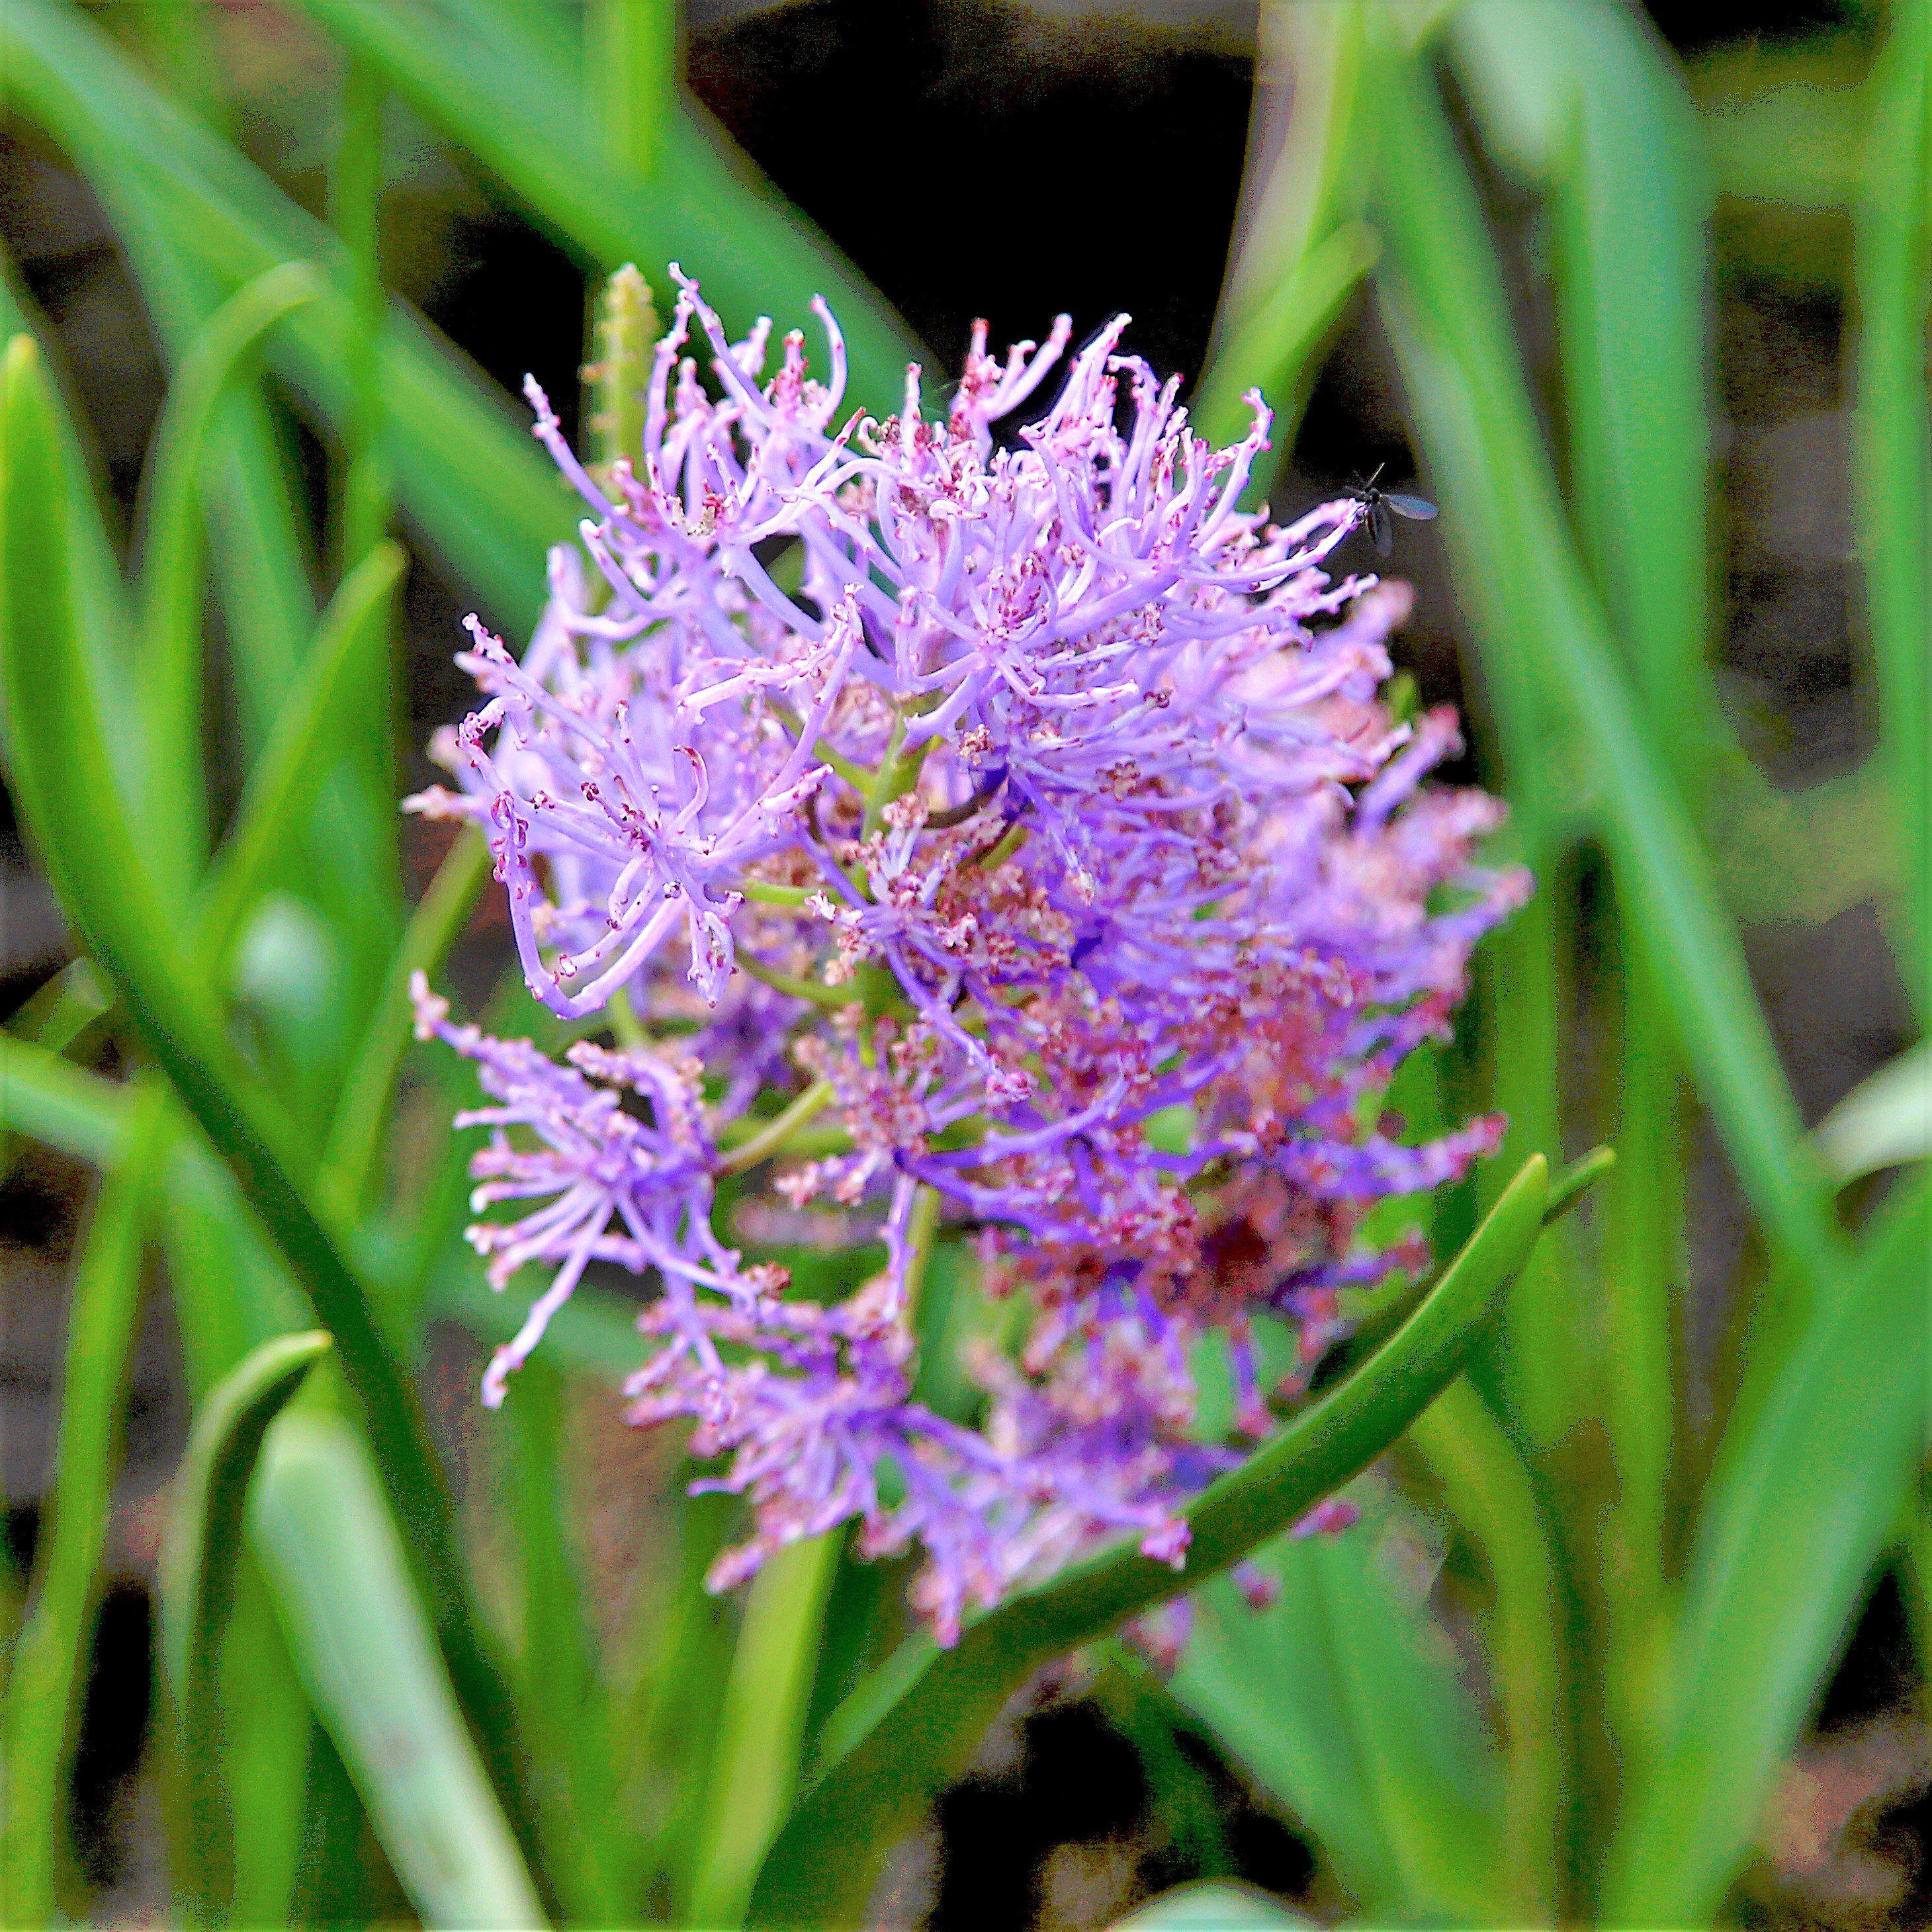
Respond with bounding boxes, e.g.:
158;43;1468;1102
412;279;1526;1640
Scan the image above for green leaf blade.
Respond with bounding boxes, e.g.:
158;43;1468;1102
749;1153;1561;1928
1851;2;1932;1029
0;1084;165;1927
290;0;930;419
159;1329;333;1919
136;260;325;892
0;331;524;1837
1601;1181;1930;1923
251;1409;547;1931
193;540;406;980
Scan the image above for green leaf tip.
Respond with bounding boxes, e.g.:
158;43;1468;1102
1545;1145;1614;1225
159;1328;333;1920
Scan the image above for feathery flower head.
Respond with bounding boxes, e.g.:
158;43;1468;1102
410;276;1528;1643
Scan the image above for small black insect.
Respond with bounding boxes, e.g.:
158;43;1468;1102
1350;464;1438;557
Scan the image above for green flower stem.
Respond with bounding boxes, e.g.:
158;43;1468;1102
717;1080;836;1176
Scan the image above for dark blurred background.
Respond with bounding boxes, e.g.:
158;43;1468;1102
1;2;1922;1925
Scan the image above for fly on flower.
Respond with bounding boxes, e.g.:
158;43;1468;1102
410;273;1526;1646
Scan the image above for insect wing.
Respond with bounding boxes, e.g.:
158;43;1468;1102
1382;492;1438;522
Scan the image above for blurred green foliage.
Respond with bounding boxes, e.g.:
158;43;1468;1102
0;2;1923;1927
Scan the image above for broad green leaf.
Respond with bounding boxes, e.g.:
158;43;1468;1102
748;1154;1563;1927
0;1083;165;1927
159;1330;333;1921
292;0;929;418
0;333;522;1822
250;1407;546;1930
215;1564;317;1929
192;542;406;979
1170;1502;1503;1921
1370;60;1846;1311
1601;1181;1929;1923
1815;1041;1932;1182
685;1532;842;1930
135;261;324;891
1446;7;1706;1606
1448;0;1714;785
1851;3;1932;1030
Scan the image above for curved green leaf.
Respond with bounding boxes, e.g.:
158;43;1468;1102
321;823;491;1215
1370;60;1845;1308
250;1408;546;1930
0;333;523;1829
749;1153;1560;1927
193;541;406;979
136;261;324;889
290;0;928;418
0;1082;165;1928
159;1330;333;1921
0;242;130;730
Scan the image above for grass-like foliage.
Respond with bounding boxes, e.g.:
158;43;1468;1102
0;3;1922;1927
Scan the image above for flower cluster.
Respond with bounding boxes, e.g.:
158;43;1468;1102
410;275;1526;1643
